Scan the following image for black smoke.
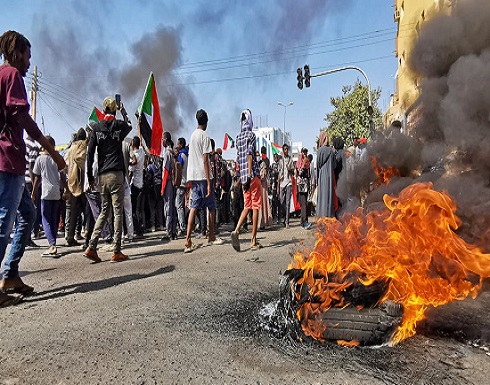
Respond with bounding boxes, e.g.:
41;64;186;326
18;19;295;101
32;19;196;138
111;26;197;136
337;0;490;250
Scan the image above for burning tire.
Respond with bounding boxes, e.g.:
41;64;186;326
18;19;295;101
277;269;404;346
318;300;403;345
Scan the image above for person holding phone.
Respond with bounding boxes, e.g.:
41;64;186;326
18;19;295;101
84;96;132;263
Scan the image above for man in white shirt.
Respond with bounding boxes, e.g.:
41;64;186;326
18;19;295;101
184;109;223;252
278;144;294;228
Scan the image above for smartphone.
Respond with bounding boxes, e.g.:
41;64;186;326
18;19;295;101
115;94;121;108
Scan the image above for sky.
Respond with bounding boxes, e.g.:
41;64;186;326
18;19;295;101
2;0;398;157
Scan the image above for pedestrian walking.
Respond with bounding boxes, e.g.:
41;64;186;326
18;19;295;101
0;30;66;305
230;109;262;251
32;136;64;256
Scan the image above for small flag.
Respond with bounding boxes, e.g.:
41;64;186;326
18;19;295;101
223;133;235;150
271;142;282;155
137;72;164;157
88;107;104;123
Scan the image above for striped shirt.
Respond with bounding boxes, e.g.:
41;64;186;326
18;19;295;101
24;136;40;184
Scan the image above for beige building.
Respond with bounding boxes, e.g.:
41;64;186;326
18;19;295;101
386;0;453;132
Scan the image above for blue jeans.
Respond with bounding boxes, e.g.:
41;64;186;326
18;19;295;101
0;172;36;279
41;199;60;246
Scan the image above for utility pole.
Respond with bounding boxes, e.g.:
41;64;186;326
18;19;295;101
277;101;293;146
30;65;38;122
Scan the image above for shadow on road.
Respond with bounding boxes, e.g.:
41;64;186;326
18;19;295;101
23;265;175;303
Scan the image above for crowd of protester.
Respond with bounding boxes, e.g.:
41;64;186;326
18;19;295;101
0;29;366;308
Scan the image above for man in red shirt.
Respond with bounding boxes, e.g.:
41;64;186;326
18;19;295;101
0;31;65;306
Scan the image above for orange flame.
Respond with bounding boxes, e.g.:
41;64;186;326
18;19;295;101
288;182;490;344
337;340;360;347
371;157;401;186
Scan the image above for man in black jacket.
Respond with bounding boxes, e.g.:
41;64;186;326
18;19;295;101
84;97;132;263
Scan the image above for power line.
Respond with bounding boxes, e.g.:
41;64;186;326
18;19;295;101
40;89;90;112
26;75;99;107
176;38;395;76
167;54;393;87
38;93;77;132
178;26;415;70
27;25;415;81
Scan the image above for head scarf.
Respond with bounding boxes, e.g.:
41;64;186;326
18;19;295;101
240;109;253;132
318;131;329;147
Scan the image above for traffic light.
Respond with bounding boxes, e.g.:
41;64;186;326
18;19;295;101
304;65;310;87
297;67;304;90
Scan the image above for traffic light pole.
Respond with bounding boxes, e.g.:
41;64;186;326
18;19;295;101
309;65;372;111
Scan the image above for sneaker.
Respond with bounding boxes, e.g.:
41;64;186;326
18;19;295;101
161;235;171;242
250;243;263;250
123;236;133;244
207;237;224;246
133;234;144;241
75;233;84;240
196;233;202;239
27;239;40;248
66;239;81;247
111;252;129;262
171;233;178;240
83;247;101;263
231;231;240;252
177;230;184;237
302;222;312;230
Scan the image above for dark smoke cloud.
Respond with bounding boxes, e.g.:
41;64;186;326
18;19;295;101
111;26;197;135
33;22;111;106
338;0;490;250
189;0;354;73
33;19;196;138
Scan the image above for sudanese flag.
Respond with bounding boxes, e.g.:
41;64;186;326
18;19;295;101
137;72;163;157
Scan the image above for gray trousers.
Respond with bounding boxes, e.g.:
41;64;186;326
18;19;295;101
89;171;124;253
163;181;175;235
175;186;186;232
280;184;292;225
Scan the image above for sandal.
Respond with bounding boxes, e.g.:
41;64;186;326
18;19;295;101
250;243;263;250
2;283;35;296
0;292;23;308
207;237;224;246
231;231;240;252
184;243;198;253
1;276;35;296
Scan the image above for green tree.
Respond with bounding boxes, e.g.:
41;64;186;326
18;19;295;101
323;80;382;147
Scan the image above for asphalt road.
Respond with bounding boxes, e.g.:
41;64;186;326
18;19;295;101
1;218;489;385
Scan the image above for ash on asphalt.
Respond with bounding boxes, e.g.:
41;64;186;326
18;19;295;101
192;289;489;385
